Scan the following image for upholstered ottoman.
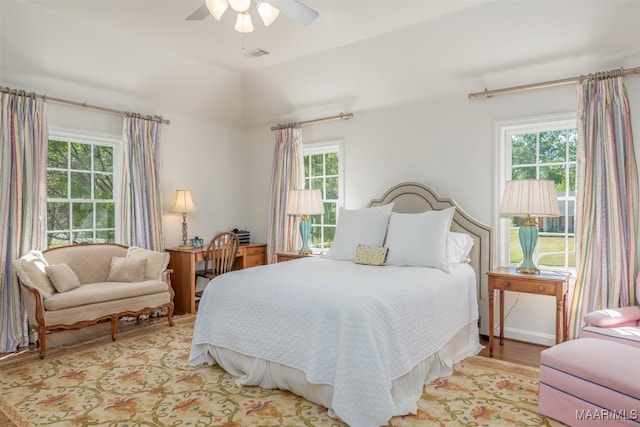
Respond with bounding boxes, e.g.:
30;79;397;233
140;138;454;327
538;338;639;426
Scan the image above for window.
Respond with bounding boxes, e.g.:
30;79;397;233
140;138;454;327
46;131;120;247
302;141;344;252
498;116;577;271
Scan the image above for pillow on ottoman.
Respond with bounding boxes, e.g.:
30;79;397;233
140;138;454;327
107;257;146;282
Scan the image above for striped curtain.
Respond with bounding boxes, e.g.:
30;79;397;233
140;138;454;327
266;127;302;263
120;116;164;251
0;92;47;352
569;74;639;338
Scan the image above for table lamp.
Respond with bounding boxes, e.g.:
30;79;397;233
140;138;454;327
170;190;197;249
287;189;324;254
500;179;559;274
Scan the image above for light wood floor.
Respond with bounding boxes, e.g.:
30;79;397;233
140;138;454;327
478;336;548;368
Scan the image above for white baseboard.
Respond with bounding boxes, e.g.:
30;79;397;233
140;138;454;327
490;326;555;347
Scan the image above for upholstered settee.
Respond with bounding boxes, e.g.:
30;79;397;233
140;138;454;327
13;243;174;358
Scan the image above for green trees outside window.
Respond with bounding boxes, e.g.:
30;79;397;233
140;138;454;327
46;138;116;247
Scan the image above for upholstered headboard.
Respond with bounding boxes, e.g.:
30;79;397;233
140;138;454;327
368;182;492;301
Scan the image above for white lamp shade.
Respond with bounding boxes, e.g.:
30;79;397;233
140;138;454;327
287;189;324;215
234;12;254;32
229;0;250;12
205;0;228;20
258;1;280;26
500;179;559;217
170;190;197;213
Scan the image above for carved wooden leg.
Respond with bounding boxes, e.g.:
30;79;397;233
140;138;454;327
111;317;118;341
167;305;174;327
39;327;47;359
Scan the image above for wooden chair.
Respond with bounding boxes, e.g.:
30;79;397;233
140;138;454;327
195;232;239;297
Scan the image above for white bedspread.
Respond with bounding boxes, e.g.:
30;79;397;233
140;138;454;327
189;257;478;427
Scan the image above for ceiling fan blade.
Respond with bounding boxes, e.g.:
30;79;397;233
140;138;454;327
186;4;210;21
270;0;319;25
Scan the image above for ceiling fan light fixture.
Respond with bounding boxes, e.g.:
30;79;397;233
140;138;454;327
205;0;228;20
257;1;280;26
234;12;254;32
228;0;251;13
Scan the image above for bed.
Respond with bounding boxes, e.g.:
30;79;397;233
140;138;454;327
189;182;492;427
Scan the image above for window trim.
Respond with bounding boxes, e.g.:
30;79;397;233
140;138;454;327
46;127;122;247
494;113;577;273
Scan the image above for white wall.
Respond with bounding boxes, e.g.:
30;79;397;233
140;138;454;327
244;79;640;345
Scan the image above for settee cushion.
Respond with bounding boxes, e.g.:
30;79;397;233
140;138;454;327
43;280;169;311
127;246;170;280
45;264;81;293
107;257;146;282
13;250;56;298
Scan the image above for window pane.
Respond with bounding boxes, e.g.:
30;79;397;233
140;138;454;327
326;176;339;199
94;174;113;199
324;226;335;245
48;140;68;168
70;142;92;170
48;232;70;247
326;152;338;175
96;202;115;228
511;166;536;180
94;146;113;172
47;202;69;230
539;165;565;190
47;170;68;198
568;129;577;162
96;230;115;243
511;133;536;165
310;178;323;192
311;154;323;177
72;202;94;229
303;155;310;178
569;164;576;193
539;130;566;163
73;231;94;244
324;201;336;225
70;172;92;199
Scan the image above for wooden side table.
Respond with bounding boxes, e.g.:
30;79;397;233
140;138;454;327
275;252;313;263
487;267;570;357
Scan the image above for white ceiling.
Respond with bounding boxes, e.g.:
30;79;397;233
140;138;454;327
2;0;640;128
19;0;494;73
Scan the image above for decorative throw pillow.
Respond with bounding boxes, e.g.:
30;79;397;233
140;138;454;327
12;250;56;298
107;257;146;282
447;232;475;264
353;245;388;266
325;203;394;261
384;207;455;272
126;246;170;280
45;264;81;293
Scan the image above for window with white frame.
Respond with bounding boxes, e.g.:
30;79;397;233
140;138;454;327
302;141;344;252
46;131;120;247
498;115;577;271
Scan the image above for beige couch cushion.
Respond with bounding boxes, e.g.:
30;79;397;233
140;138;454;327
127;246;170;280
44;280;168;311
44;244;128;284
13;250;56;298
45;264;81;292
107;257;146;282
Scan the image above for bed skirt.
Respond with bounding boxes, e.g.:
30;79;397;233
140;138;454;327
199;320;482;425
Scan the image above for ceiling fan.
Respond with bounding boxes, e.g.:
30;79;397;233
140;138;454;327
186;0;319;33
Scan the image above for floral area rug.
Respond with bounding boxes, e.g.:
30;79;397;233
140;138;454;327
0;318;564;427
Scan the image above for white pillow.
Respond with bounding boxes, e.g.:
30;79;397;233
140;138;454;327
325;203;394;260
127;246;170;280
384;207;455;272
447;232;475;264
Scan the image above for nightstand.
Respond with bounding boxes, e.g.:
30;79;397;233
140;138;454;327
275;252;313;263
487;267;570;357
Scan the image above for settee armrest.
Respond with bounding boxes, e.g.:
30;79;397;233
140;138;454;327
583;306;640;327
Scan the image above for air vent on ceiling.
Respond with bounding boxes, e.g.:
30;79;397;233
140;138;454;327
245;48;270;59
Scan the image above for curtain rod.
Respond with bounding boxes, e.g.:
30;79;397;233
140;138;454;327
468;66;640;100
0;86;170;124
270;112;354;131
